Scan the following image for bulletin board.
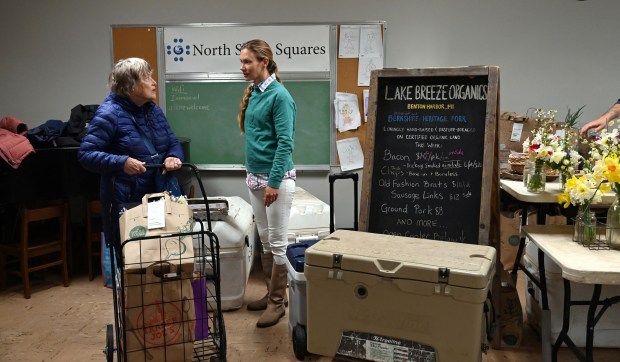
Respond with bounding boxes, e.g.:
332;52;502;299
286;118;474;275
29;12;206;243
111;22;386;170
335;25;385;166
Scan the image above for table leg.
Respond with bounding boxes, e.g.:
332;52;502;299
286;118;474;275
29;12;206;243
538;248;552;362
511;203;548;285
552;279;574;360
536;203;547;225
586;284;602;362
511;203;529;285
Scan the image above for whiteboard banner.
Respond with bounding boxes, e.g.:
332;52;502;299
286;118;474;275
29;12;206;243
164;25;330;74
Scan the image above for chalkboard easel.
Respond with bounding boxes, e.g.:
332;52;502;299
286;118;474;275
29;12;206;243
359;66;502;348
359;66;500;247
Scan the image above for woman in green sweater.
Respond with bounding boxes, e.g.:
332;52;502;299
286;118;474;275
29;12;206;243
237;39;296;328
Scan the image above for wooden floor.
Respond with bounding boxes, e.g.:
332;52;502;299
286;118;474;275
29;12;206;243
1;262;619;361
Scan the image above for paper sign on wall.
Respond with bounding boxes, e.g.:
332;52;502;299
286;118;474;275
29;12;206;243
164;25;330;73
336;137;364;172
334;92;362;131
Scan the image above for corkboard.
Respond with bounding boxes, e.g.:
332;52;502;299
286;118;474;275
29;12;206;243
335;25;384;164
111;27;159;104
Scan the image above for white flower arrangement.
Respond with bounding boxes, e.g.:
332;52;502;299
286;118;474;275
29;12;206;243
589;126;620;161
522;109;561;163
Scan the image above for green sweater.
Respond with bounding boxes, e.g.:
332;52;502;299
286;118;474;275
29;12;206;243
244;80;296;188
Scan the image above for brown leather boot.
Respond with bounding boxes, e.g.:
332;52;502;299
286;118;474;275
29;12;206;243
247;253;287;311
247;252;272;310
256;263;288;328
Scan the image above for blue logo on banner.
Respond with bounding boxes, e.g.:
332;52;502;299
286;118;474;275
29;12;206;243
166;38;190;62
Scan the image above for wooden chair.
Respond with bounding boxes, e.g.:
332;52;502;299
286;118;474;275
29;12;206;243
86;199;102;281
0;202;70;298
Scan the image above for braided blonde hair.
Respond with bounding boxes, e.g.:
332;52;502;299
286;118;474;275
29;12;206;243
237;40;281;132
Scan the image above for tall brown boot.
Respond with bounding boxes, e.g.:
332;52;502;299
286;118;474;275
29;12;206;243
247;252;272;310
256;263;288;328
247;253;287;311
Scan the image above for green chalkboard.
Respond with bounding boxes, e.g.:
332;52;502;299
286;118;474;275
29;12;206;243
165;80;331;168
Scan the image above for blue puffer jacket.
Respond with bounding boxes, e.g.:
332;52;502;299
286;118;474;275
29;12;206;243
78;92;183;245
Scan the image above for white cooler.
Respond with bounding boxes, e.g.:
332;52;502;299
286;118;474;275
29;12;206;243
191;196;255;311
524;239;620;347
287;187;330;243
305;230;496;361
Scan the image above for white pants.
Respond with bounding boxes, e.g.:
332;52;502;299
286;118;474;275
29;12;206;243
249;179;295;265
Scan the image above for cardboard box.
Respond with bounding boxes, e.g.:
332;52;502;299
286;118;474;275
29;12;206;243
498;112;536;170
500;211;566;271
499;282;523;348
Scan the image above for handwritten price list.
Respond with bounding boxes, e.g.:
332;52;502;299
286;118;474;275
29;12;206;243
368;76;488;244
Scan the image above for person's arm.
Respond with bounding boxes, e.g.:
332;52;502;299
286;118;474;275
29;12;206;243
580;101;620;135
265;90;296;207
267;91;296;190
78;111;132;175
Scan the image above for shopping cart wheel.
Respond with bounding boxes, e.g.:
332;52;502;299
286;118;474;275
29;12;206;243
105;324;114;362
292;324;307;360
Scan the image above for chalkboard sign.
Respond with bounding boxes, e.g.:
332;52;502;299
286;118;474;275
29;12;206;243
359;67;499;245
165;80;331;168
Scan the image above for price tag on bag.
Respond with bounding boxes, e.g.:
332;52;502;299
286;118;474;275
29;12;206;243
147;197;165;229
510;123;523;142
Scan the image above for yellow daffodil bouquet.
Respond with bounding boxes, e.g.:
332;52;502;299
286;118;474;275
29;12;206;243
558;173;610;209
588;124;620;195
592;122;620;249
593;155;620;195
558;173;609;243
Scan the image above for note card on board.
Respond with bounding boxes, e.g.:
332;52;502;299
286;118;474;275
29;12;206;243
336;137;364;171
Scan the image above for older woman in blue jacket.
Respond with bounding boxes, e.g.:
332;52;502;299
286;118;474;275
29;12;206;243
78;58;183;247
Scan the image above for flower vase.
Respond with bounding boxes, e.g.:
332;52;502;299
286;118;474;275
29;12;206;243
606;195;620;250
527;160;546;193
522;159;535;187
559;171;570;191
574;207;597;244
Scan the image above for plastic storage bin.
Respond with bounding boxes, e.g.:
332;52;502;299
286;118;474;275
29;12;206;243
288;187;330;243
285;239;321;360
192;196;255;310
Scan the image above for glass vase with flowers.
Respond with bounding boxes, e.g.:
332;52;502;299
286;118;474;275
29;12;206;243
548;106;585;190
523;109;560;193
588;124;620;249
558;173;609;244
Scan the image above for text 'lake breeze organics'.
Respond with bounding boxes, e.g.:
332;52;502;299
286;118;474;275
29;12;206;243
370;77;487;243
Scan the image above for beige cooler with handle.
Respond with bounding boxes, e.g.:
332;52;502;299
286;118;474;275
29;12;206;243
305;230;496;361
